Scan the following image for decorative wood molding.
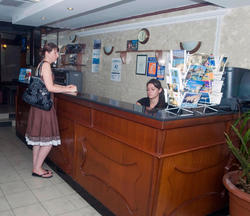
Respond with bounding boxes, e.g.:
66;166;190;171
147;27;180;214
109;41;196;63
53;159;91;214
76;9;230;37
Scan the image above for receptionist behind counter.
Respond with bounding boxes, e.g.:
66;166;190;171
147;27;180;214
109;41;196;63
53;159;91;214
136;78;168;111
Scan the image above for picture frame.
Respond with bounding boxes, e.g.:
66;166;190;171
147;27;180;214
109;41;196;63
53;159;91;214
127;40;138;51
136;54;147;75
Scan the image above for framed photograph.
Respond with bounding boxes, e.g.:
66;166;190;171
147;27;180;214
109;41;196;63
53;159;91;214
127;40;138;51
136;55;147;75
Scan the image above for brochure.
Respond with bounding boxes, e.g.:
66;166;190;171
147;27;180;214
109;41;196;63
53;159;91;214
200;80;212;93
147;57;158;77
199;92;210;104
170;68;181;92
219;56;228;72
209;92;223;104
212;80;223;92
188;65;207;81
157;65;165;80
181;92;201;108
184;80;204;93
171;49;187;83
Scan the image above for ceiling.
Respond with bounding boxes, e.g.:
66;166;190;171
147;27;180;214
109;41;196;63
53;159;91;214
0;0;250;30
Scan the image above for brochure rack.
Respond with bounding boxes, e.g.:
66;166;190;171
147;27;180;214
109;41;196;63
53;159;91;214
165;50;228;112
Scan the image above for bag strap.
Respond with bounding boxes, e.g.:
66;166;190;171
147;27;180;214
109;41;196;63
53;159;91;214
36;60;50;77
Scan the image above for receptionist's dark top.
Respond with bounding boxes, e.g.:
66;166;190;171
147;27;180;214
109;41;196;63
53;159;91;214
137;97;168;109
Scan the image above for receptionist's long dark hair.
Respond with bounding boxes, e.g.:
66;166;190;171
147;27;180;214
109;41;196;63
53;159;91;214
146;79;166;109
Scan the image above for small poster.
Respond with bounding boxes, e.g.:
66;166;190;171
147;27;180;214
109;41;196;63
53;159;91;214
92;39;101;73
147;57;157;77
157;65;165;80
111;58;122;82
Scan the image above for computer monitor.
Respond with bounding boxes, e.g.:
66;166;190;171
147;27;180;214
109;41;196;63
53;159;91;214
221;67;250;109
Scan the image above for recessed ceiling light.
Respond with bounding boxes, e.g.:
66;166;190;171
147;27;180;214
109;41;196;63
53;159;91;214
67;7;74;11
41;16;46;20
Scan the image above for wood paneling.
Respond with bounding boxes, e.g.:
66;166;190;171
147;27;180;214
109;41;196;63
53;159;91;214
74;124;154;216
92;110;158;153
48;115;75;177
57;98;91;127
153;145;228;216
163;121;227;155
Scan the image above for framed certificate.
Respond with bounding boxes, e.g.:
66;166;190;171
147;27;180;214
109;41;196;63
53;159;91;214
136;54;147;75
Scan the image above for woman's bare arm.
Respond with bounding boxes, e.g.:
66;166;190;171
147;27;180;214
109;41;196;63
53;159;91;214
41;63;77;93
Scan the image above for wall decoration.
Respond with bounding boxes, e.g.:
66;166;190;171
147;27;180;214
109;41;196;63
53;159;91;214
157;65;165;80
103;45;114;55
111;58;122;82
127;40;138;51
92;39;101;73
147;57;157;77
180;41;201;54
138;28;150;44
136;55;147;75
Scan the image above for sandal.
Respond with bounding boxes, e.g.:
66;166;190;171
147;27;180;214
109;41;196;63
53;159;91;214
32;172;53;178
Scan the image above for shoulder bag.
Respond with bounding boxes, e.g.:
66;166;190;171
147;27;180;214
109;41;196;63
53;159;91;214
22;61;53;111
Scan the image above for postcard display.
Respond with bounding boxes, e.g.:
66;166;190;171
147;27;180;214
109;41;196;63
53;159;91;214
165;50;227;115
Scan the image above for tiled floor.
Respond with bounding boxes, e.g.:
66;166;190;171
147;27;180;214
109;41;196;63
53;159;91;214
0;127;102;216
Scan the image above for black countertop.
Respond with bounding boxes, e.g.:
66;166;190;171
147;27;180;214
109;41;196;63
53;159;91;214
60;91;235;121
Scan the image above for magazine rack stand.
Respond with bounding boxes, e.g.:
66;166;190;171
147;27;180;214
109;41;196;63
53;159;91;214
195;103;219;114
165;105;195;117
164;103;219;117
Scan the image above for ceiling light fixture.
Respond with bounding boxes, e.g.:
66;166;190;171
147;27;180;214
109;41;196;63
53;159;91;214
67;7;74;11
41;16;46;20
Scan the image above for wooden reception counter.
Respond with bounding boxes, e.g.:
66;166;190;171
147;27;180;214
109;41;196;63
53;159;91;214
16;83;236;216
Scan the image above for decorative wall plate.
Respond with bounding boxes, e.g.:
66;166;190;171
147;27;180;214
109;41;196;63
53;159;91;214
103;46;114;55
180;41;201;54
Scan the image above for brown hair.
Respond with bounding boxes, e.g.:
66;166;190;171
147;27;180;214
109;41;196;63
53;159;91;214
147;78;166;108
40;42;58;58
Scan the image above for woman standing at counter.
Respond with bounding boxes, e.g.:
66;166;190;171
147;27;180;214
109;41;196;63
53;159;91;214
25;42;77;178
136;78;167;110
